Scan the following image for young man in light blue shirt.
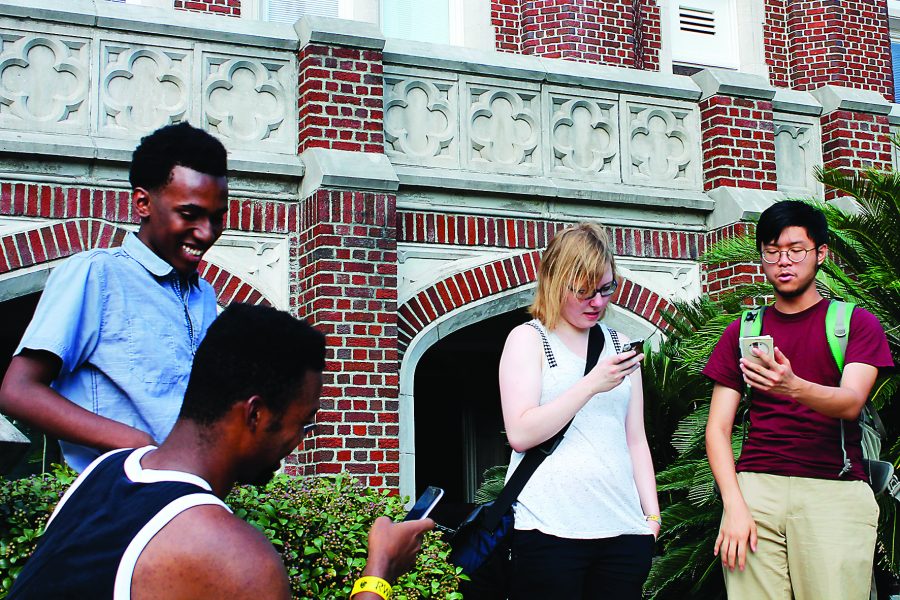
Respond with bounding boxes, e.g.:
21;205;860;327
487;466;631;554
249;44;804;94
0;122;229;471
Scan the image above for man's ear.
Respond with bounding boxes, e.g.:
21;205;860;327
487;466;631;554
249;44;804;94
816;243;828;265
133;187;152;219
243;395;265;434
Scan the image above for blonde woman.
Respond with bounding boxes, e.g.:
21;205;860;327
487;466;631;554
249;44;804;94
499;223;659;599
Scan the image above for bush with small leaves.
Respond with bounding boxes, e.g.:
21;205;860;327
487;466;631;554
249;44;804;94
0;468;463;599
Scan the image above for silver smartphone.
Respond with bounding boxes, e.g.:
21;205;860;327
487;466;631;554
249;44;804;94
739;335;774;365
403;486;444;521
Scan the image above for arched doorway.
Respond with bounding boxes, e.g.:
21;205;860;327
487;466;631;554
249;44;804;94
412;306;530;506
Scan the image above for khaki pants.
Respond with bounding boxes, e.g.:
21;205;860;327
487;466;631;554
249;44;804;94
723;472;878;600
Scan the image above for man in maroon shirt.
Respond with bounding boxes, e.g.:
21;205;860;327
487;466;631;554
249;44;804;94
704;201;893;599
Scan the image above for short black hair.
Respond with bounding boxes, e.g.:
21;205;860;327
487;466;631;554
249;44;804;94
179;303;326;426
129;122;228;191
756;200;829;249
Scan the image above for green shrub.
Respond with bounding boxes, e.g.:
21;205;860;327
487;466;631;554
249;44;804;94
0;465;74;595
0;469;463;599
227;474;463;599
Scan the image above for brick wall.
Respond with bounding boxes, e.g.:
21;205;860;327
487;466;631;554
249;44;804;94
764;0;893;101
492;0;522;54
297;44;385;154
703;222;765;298
764;0;789;88
289;189;399;489
174;0;240;17
699;96;777;191
820;110;893;199
491;0;660;70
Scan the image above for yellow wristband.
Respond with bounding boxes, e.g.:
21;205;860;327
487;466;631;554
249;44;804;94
645;514;661;525
351;576;392;599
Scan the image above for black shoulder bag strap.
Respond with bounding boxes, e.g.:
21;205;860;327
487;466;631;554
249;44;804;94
480;324;607;531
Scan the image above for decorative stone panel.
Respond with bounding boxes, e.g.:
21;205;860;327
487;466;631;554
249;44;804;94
203;52;294;151
462;77;541;176
0;16;297;157
100;42;190;136
545;86;619;183
384;71;458;168
0;31;90;133
621;96;701;190
773;113;822;196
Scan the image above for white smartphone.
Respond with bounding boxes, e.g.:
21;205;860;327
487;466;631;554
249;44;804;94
403;486;444;521
740;335;774;365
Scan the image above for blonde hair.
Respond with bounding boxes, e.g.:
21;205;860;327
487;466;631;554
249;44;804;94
529;223;616;330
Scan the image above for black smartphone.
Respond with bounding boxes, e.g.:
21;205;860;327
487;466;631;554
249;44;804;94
621;338;645;353
403;486;444;521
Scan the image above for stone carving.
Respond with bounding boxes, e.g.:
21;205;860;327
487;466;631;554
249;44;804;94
204;57;289;144
775;121;821;193
0;33;89;129
384;77;456;165
468;86;539;172
550;96;618;180
626;103;697;187
204;235;287;309
101;43;189;134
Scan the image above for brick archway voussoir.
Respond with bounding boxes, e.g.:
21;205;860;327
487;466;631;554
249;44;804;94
0;219;272;308
398;252;676;360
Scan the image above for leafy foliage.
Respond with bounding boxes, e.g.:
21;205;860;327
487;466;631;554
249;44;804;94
0;469;463;599
0;464;74;596
648;148;900;596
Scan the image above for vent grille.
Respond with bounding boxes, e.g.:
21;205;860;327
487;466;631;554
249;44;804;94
679;6;715;35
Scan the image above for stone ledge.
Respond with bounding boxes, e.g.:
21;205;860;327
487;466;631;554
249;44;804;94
393;165;715;212
888;104;900;126
383;39;701;101
772;89;823;116
706;186;787;230
811;85;892;117
691;68;776;102
299;148;399;198
296;15;385;51
0;131;304;179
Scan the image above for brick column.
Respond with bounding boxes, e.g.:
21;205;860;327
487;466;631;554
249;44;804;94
811;86;893;200
693;71;778;192
290;189;399;490
297;19;385;154
491;0;660;70
174;0;240;17
289;19;400;490
764;0;893;101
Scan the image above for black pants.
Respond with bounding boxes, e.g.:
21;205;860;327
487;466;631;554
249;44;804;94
510;529;654;600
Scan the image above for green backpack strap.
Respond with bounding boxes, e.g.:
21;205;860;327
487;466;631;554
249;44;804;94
825;300;854;371
739;306;765;339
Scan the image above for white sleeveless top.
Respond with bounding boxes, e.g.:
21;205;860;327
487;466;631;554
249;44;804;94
506;320;651;539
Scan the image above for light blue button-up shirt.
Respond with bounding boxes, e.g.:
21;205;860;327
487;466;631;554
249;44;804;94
16;233;218;471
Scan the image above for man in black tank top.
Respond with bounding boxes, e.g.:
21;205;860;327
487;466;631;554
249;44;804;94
8;304;432;600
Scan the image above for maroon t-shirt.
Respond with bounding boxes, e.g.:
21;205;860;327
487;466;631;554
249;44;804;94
703;299;894;481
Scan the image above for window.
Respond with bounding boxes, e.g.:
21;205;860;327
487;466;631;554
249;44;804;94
669;0;738;70
381;0;449;45
263;0;338;23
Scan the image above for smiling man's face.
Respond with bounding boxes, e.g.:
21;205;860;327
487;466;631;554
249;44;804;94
135;165;228;275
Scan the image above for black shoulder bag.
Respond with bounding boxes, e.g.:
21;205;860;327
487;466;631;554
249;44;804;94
449;323;613;598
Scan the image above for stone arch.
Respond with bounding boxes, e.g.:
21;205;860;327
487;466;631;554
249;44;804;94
395;250;679;498
0;219;273;307
398;250;677;360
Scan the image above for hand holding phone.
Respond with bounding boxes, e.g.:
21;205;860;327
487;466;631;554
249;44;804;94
740;335;773;366
403;486;444;521
621;338;645;354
